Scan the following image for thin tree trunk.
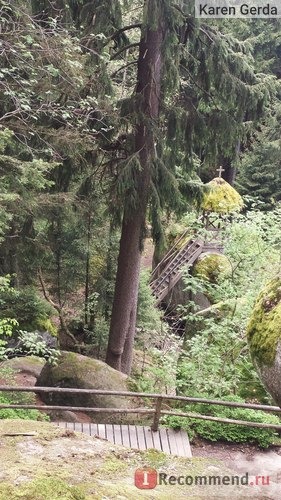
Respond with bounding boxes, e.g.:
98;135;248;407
105;211;144;371
84;211;91;325
106;2;165;373
104;220;116;322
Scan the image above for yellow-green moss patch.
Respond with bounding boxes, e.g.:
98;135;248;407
0;477;87;500
247;276;281;366
193;253;231;283
201;177;243;213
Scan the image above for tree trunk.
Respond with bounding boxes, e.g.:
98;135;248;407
84;211;91;325
106;1;165;374
222;142;240;185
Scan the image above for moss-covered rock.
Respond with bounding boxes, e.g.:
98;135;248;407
247;277;281;367
247;276;281;407
201;177;243;213
1;356;46;379
36;352;132;423
193;252;231;283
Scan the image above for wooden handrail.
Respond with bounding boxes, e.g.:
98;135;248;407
0;386;280;413
0;386;280;432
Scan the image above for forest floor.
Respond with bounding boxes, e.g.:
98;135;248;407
0;419;280;499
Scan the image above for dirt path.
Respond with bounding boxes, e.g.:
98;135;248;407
193;437;281;494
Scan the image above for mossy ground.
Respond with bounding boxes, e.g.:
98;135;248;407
247;276;281;366
0;420;272;499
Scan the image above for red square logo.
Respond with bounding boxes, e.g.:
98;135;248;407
134;467;157;489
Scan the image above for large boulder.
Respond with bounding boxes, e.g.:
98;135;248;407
36;352;134;423
247;276;281;406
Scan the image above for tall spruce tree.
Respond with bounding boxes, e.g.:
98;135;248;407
105;1;269;374
232;19;281;206
105;0;167;373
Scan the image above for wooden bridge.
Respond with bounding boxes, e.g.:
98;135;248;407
55;421;192;457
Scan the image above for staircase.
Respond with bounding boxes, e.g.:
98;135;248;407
150;237;204;305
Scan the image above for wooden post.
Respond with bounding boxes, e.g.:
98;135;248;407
151;396;163;432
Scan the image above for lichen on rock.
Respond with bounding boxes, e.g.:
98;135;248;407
201;177;243;213
247;276;281;367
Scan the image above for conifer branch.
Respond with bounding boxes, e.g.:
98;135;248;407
111;60;138;78
199;26;215;43
105;23;142;45
110;42;140;61
180;64;219;108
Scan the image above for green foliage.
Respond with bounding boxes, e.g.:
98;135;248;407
5;331;60;364
133;328;181;393
232;19;281;208
0;0;280;376
137;270;162;331
178;208;281;401
131;270;182;392
0;318;18;359
237;104;281;210
0;367;48;421
0;283;55;332
163;395;280;447
36;318;58;337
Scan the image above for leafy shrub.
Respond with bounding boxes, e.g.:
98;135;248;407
163;395;280;447
0;318;19;359
0;283;55;332
5;330;60;364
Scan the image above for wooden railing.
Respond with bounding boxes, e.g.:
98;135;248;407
0;386;281;432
